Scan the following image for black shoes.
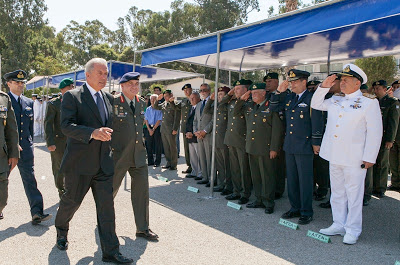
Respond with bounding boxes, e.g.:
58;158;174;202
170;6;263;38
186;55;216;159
136;229;159;241
162;165;170;169
274;193;283;200
213;186;224;192
314;194;326;201
281;210;301;219
225;194;240;200
265;207;274;214
373;191;385;198
56;236;68;250
0;212;3;220
319;201;331;208
220;189;232;196
32;213;52;225
387;185;400;191
237;197;249;205
197;180;209;185
102;253;133;264
182;168;192;174
298;215;313;225
246;201;265;208
169;167;177;170
185;174;196;178
194;176;203;181
148;162;154;166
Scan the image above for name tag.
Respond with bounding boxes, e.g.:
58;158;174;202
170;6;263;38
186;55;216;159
117;112;127;118
298;103;308;107
0;105;7;111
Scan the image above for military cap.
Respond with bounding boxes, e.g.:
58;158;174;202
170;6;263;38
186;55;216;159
250;83;267;90
233;79;253;87
163;89;172;94
218;86;230;93
337;63;367;84
360;84;368;91
59;78;74;89
307;80;321;87
373;80;387;87
392;80;399;86
37;96;42;100
146;93;152;97
182;84;192;90
3;70;27;82
48;96;53;99
119;72;140;84
52;93;59;97
32;94;38;97
287;69;310;81
263;72;279;81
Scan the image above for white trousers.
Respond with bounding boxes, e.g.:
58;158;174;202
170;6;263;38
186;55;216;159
188;142;201;177
330;163;366;237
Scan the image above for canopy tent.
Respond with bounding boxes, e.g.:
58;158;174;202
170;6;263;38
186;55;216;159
26;61;203;90
140;0;400;72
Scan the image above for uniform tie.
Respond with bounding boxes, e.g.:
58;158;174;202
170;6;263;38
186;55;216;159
130;101;135;114
17;97;22;108
296;95;299;102
95;92;106;125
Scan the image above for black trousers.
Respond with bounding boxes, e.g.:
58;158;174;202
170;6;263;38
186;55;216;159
144;126;162;165
55;169;119;256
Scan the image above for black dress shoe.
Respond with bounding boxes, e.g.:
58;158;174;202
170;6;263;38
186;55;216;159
221;189;232;196
197;180;209;185
136;229;159;241
237;197;249;205
246;201;265;208
225;194;240;200
298;215;313;225
154;164;160;167
162;165;170;169
185;174;196;178
281;210;301;219
387;185;400;191
265;207;274;214
274;193;283;200
363;199;369;206
169;167;177;170
32;213;52;225
0;212;3;220
56;236;68;250
102;253;133;264
194;176;203;180
148;163;154;166
375;191;385;198
182;168;192;174
314;194;326;201
213;187;224;192
319;201;331;209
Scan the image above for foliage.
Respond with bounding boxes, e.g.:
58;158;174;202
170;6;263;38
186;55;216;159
355;56;398;88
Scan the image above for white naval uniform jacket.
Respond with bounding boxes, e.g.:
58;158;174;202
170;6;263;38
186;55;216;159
311;86;383;167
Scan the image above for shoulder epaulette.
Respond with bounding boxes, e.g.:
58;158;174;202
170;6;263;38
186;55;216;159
0;91;8;96
334;92;345;97
363;93;376;99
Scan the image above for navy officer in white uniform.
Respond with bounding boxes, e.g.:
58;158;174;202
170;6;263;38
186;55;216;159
311;64;382;244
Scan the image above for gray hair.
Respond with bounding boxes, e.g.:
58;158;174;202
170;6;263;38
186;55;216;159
200;83;210;90
85;58;108;73
191;92;200;99
150;94;158;101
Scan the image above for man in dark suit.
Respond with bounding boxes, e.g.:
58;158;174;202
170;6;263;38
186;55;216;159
4;69;51;224
54;58;132;264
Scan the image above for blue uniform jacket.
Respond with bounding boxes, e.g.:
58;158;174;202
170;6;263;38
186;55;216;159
9;93;34;157
270;90;323;155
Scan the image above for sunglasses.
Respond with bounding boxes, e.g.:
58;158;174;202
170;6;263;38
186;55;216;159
199;89;209;92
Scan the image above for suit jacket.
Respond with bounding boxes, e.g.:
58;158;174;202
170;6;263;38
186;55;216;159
9;93;34;158
193;99;213;135
111;93;147;168
185;105;197;143
60;84;114;176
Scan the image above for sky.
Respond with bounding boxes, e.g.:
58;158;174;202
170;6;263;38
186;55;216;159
44;0;314;33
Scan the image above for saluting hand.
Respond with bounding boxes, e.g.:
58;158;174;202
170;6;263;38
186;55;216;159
210;93;215;101
169;97;175;102
157;94;164;101
277;80;289;93
322;74;337;88
240;90;251;101
92;127;113;141
387;87;394;98
228;87;235;96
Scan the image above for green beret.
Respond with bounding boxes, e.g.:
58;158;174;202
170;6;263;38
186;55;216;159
263;73;278;81
59;78;74;89
163;89;172;94
360;84;368;91
233;79;253;87
250;83;266;90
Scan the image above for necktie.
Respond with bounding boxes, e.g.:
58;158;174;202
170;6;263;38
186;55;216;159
296;95;299;102
17;97;22;108
200;100;205;115
255;104;259;111
190;106;195;115
130;101;135;114
95;92;106;125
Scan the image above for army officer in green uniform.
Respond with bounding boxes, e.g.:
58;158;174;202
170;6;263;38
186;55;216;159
112;72;158;241
0;90;19;220
235;83;283;214
44;78;74;197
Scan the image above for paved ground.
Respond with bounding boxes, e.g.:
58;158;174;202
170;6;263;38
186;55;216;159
0;137;399;265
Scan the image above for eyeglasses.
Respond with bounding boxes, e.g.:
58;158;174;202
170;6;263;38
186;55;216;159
199;89;209;92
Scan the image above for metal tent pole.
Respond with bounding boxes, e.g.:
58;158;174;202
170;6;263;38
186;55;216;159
210;32;221;197
73;71;77;87
108;61;113;92
229;71;231;87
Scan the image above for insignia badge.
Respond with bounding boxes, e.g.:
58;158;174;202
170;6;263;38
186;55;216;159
344;66;351;72
17;72;24;79
265;101;269;107
267;76;271;79
253;85;257;89
298;103;308;107
289;71;296;78
0;106;7;111
140;111;145;115
120;95;125;103
236;81;240;85
25;106;32;111
3;120;6;126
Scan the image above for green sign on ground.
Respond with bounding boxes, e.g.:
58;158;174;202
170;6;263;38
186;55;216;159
279;218;299;230
227;201;242;210
157;176;168;182
187;186;199;193
307;230;331;243
395;261;400;265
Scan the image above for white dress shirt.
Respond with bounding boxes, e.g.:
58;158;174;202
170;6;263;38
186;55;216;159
86;83;108;119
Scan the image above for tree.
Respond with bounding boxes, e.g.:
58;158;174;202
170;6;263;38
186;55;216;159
355;56;397;88
90;44;118;61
